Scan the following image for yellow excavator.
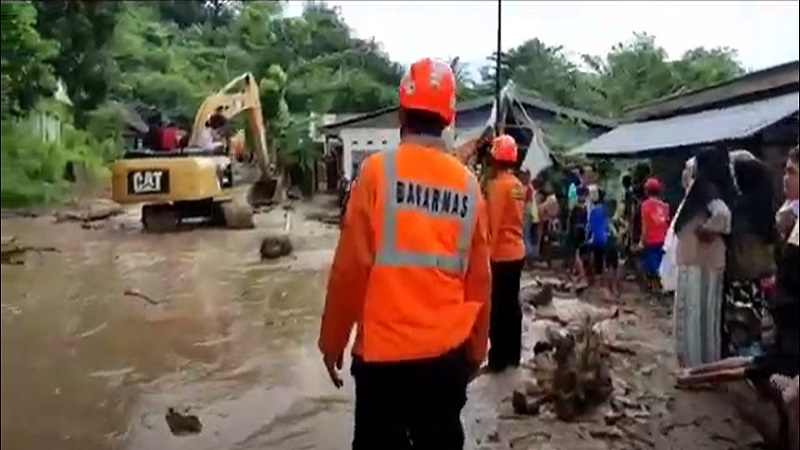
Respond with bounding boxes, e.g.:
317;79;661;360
110;73;279;232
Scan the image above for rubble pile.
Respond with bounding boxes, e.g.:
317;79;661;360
513;280;618;421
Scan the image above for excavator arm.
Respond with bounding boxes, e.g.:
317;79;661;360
188;73;277;203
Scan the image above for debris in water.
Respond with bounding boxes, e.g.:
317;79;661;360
1;236;60;265
78;322;108;338
192;335;235;347
513;319;614;421
53;202;123;223
80;222;104;230
165;408;202;436
1;303;22;316
260;234;293;260
89;367;135;378
123;289;161;305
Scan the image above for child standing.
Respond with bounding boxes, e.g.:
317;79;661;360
588;188;617;300
567;187;589;290
639;177;670;292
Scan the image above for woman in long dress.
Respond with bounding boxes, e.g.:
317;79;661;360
672;147;738;367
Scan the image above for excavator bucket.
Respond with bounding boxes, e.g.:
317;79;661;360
247;177;279;207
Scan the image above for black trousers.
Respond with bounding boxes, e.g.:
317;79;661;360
488;258;524;371
351;345;469;450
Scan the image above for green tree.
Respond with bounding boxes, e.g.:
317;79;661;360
672;47;745;92
0;2;58;118
32;0;124;124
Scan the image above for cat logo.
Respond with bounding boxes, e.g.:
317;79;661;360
128;170;169;195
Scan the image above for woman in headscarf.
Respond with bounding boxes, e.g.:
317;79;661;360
659;158;696;293
672;147;737;367
724;152;777;359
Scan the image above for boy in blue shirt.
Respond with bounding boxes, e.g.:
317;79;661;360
588;188;619;300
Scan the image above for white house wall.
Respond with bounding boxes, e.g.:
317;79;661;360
340;128;400;180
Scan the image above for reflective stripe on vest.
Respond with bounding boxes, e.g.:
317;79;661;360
376;150;478;274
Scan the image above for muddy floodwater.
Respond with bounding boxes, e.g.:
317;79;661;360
1;199;755;450
0;202;514;450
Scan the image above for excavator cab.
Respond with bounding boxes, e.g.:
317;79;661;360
110;73;279;232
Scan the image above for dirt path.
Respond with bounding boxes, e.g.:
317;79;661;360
466;281;762;450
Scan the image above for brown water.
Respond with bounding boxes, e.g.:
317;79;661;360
0;212;510;450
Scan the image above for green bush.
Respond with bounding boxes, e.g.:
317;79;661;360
0;119;110;209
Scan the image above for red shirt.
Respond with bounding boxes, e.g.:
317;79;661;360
641;198;670;245
524;184;534;203
160;127;179;151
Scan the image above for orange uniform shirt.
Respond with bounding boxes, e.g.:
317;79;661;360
318;135;492;364
486;171;526;262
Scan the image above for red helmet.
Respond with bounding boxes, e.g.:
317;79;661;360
491;134;518;163
645;177;662;193
399;58;457;125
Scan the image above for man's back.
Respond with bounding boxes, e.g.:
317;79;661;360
320;136;491;364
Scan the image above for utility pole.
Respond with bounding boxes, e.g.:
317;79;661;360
494;0;502;137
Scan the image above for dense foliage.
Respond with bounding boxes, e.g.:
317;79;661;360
1;0;745;207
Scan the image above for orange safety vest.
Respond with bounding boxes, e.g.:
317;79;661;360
487;171;526;262
319;134;492;364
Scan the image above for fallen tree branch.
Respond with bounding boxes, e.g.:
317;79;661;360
123;289;161;305
1;240;61;265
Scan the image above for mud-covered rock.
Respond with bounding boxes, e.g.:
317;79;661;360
220;202;255;229
165;408;202;436
260;235;293;260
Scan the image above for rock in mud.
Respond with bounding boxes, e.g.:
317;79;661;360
259;234;293;260
165;408;202;436
220;202;255;229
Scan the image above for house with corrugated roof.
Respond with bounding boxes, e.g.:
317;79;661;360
319;82;615;190
571;60;799;204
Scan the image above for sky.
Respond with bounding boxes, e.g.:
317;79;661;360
285;0;800;74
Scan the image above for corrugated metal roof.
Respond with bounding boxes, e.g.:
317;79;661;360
571;91;799;157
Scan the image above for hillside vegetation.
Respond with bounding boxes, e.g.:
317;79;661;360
0;0;744;207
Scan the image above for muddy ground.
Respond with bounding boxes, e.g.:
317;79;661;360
0;194;765;450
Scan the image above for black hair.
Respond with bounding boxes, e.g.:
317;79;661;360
596;187;606;202
622;174;632;188
400;108;448;137
732;158;776;242
675;147;737;234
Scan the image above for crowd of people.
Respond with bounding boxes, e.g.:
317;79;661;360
516;162;672;301
317;57;799;450
673;146;799;449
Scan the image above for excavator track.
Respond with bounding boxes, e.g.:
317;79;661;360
141;204;179;233
213;201;255;229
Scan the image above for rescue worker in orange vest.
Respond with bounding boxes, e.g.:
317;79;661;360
318;58;492;450
486;134;526;372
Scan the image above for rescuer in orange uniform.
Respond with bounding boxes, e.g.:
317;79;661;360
486;134;526;372
318;58;492;450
